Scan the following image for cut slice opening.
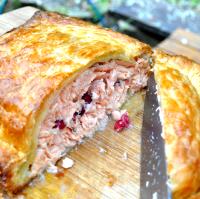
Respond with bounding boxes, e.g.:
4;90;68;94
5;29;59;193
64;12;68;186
30;57;151;177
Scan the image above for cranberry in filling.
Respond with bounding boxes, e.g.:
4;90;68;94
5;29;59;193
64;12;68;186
82;92;92;104
52;119;66;130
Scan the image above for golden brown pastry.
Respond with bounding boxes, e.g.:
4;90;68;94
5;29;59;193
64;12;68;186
154;50;200;199
0;11;152;193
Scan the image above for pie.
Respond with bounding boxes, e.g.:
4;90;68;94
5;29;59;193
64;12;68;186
0;11;152;193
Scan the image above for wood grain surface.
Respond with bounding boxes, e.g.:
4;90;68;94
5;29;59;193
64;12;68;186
0;6;200;199
157;28;200;63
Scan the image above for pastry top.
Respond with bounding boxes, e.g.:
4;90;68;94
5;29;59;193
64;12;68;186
154;50;200;97
0;11;151;192
0;11;150;139
154;50;200;199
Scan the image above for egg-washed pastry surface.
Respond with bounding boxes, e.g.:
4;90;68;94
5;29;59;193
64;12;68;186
154;50;200;199
0;11;152;193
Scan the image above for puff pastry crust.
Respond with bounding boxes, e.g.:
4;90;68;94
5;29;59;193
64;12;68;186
154;50;200;199
0;11;151;192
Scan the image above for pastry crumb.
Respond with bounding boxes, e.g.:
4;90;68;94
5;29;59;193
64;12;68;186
99;147;107;154
122;152;128;160
61;157;74;169
112;109;126;121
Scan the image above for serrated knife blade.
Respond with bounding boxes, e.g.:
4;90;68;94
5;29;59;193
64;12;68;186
140;74;171;199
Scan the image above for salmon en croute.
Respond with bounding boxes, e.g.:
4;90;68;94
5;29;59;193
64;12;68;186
0;11;152;193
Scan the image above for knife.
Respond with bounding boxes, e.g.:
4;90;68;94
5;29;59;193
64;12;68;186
140;73;171;199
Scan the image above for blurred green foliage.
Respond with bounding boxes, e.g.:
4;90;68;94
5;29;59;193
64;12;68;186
4;0;21;12
168;0;200;7
191;0;200;7
4;0;200;15
12;0;21;7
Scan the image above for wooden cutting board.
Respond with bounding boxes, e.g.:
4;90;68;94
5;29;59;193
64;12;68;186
0;6;200;199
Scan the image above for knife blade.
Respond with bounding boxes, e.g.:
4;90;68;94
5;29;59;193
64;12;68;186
140;73;171;199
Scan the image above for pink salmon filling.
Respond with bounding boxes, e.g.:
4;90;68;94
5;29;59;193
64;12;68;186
30;58;150;176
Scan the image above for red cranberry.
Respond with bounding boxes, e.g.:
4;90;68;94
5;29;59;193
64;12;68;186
53;119;66;130
73;106;85;122
79;106;85;116
114;112;130;132
114;120;125;132
82;92;92;104
121;113;130;128
72;112;78;122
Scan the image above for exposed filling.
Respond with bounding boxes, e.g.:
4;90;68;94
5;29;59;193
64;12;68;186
30;58;150;176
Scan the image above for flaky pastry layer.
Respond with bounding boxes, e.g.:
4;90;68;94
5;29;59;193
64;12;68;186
154;50;200;199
